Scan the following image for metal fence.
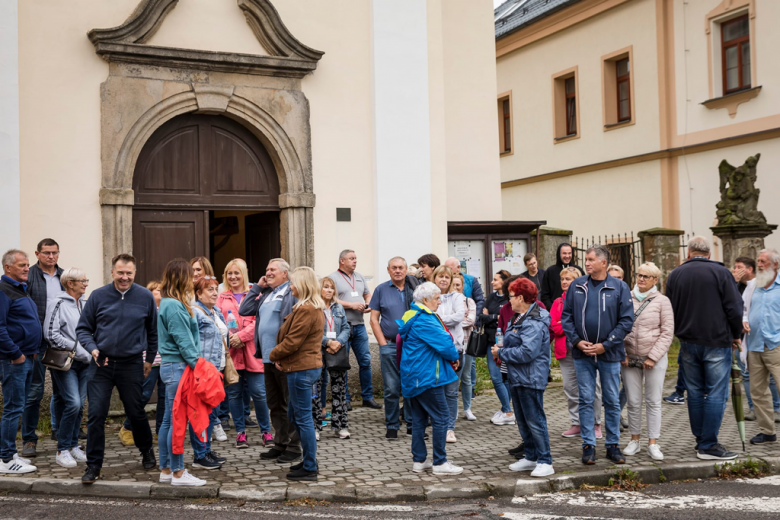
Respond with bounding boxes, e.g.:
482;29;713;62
573;233;642;283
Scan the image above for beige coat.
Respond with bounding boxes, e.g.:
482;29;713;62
623;291;674;362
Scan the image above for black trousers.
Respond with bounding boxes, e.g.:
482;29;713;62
86;358;152;469
264;363;300;454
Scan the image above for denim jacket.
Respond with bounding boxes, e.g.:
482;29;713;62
193;301;227;370
322;301;351;349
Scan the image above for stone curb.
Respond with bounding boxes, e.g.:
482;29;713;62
0;458;770;503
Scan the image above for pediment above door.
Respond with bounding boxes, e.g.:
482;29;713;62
87;0;324;78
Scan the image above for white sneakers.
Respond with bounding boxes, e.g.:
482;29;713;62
171;470;207;486
13;453;32;465
70;446;87;462
56;450;77;468
509;458;555;477
490;411;516;425
464;409;477;421
509;458;537;472
648;444;664;460
432;461;463;475
315;431;320;441
213;424;227;442
0;457;37;474
623;440;641;456
338;429;350;439
412;460;433;473
446;430;457;443
159;471;173;483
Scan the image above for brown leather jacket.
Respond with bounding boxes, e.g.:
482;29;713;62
269;303;325;372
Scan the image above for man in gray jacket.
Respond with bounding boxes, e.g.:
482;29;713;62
239;258;300;464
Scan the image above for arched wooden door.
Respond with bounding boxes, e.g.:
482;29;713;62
132;114;280;284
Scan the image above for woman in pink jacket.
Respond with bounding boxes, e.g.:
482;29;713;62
216;259;273;449
621;262;674;461
549;267;603;439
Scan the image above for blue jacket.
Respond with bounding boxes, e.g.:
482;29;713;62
76;283;158;363
396;302;460;399
462;273;485;316
561;274;634;363
0;275;42;360
322;302;350;349
497;303;551;391
193;301;227;370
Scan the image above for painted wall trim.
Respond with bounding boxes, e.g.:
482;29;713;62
501;126;780;188
0;0;20;248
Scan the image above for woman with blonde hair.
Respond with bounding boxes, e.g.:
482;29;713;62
622;262;673;461
432;265;465;443
216;258;272;449
269;267;326;481
157;259;206;487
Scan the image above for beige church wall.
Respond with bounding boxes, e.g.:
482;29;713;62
496;0;660;184
501;160;664;248
18;0;138;294
672;0;780;138
676;139;780;261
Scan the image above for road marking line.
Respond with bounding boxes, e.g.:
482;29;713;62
503;513;635;520
735;475;780;486
344;505;415;511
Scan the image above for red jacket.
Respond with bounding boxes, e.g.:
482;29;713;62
549;292;567;360
172;358;225;454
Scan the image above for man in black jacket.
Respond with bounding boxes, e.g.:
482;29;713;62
665;237;743;461
540;243;582;310
21;238;64;458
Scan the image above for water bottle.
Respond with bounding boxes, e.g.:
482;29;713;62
227;311;239;335
495;328;503;348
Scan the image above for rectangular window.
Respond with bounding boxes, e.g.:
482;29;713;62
616;58;631;122
565;77;577;136
721;15;750;93
497;92;513;155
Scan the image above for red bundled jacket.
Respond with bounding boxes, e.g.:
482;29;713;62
172;358;225;455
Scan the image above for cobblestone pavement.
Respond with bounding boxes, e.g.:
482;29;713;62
4;379;777;491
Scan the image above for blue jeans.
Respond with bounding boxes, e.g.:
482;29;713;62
1;357;34;461
380;346;402;430
471;357;477;394
158;362;187;472
461;354;474;411
348;325;373;401
287;368;320;472
190;409;217;459
574;358;621;447
227;370;272;433
487;349;512;413
510;385;552;465
216;393;230;424
737;356;780;411
51;361;92;452
680;342;732;450
674;349;687;396
124;366;165;433
445;361;464;430
408;385;449;465
22;351;62;442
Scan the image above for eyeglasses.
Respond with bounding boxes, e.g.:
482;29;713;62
38;251;59;257
636;274;656;280
78;279;89;284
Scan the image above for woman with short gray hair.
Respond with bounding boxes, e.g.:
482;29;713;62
621;262;674;461
45;268;93;468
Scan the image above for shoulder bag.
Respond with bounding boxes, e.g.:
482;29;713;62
203;308;239;386
41;299;75;371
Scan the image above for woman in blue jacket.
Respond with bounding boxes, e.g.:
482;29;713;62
492;277;554;478
396;282;462;476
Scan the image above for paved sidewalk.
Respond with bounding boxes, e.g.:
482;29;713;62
3;379;777;494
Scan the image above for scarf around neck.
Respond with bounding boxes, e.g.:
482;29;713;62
633;284;658;302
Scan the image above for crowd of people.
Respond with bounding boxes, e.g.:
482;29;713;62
1;237;779;483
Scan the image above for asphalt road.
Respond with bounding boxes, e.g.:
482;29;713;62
1;476;779;520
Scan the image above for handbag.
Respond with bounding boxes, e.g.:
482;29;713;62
41;347;75;371
466;324;489;357
324;342;351;371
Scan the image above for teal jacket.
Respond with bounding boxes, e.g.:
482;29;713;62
158;298;200;368
396;302;460;399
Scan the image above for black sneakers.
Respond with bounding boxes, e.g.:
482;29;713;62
260;447;285;460
208;451;227;464
286;467;318;481
750;433;777;445
142;449;157;470
387;429;398;440
606;445;625;464
508;443;525;457
582;445;596;465
245;418;259;428
82;466;101;484
697;443;738;460
193;456;221;470
363;399;382;409
277;451;302;464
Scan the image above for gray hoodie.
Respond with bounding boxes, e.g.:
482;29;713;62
45;292;92;365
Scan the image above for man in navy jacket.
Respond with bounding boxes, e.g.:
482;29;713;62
0;250;41;474
562;244;634;466
665;236;743;461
